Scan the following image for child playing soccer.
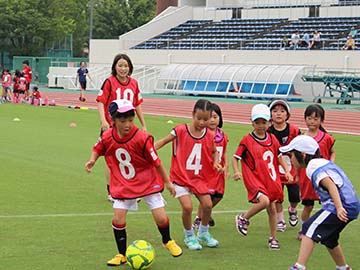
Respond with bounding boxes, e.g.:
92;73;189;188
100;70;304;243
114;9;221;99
155;99;222;250
280;135;359;270
268;99;301;232
85;99;182;266
193;102;229;229
297;104;336;240
232;103;293;250
96;54;147;202
2;69;12;102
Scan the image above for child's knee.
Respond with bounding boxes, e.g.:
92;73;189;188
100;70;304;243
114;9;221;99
182;205;193;215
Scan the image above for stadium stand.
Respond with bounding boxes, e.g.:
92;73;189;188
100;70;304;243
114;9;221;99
132;17;360;50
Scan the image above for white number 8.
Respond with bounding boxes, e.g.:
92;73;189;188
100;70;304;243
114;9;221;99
115;148;135;180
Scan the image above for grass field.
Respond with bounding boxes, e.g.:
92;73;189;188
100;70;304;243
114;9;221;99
0;103;359;270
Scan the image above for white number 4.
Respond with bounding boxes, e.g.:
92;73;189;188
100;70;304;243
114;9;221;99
186;143;202;175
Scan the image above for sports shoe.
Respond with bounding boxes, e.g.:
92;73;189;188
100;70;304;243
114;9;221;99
197;231;219;247
164;240;183;257
192;216;201;230
107;254;126;266
277;221;287;232
336;265;352;270
208;217;215;227
235;214;250;236
288;206;299;227
297;231;303;241
184;235;202;250
107;195;115;203
268;237;280;250
289;265;306;270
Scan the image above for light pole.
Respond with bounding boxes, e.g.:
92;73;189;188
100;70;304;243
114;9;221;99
89;0;94;41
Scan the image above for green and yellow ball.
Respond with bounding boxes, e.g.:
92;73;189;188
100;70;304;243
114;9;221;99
126;240;155;269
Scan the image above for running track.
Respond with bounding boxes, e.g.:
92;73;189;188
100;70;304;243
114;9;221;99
44;91;360;135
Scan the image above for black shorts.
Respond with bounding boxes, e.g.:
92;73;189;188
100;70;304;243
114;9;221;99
13;90;25;94
211;192;223;200
302;199;321;206
302;209;351;249
283;184;300;203
80;81;87;90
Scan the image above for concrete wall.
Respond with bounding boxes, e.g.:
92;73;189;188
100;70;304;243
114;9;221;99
193;6;232;20
206;0;337;8
118;6;193;50
242;7;309;20
320;5;360;17
94;50;359;71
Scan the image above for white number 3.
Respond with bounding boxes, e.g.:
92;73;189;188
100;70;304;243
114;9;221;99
115;148;135;180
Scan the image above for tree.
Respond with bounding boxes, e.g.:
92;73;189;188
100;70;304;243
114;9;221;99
0;0;77;56
92;0;156;39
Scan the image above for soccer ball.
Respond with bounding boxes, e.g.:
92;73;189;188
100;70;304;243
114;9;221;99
126;240;155;270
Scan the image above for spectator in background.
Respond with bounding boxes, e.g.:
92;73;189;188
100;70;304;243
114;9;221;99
301;32;311;48
309;30;321;50
22;60;32;99
341;35;356;50
2;69;12;102
349;26;358;38
281;36;289;49
75;61;92;102
290;30;300;50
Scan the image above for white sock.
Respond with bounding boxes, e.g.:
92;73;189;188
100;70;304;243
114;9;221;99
294;262;306;270
336;265;349;270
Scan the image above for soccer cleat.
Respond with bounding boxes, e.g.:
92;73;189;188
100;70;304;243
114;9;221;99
288;206;299;227
289;265;306;270
184;235;202;250
336;265;352;270
268;237;280;250
235;214;250;236
107;195;115;203
208;217;215;227
164;240;183;257
107;254;127;266
277;221;287;232
192;216;201;230
197;231;219;247
297;231;303;241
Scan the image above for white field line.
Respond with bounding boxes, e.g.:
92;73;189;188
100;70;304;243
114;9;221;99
0;208;320;219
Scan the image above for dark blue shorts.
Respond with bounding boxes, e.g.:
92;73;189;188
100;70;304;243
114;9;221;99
302;209;352;249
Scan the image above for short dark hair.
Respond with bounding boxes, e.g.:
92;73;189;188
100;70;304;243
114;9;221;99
111;54;133;77
23;60;29;65
293;149;322;166
111;109;135;120
193;99;212;114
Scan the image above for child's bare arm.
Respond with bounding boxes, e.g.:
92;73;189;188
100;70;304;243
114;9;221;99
154;134;175;150
321;177;348;222
85;151;100;173
232;156;242;180
156;163;175;197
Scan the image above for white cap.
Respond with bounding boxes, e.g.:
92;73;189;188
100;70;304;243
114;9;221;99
251;104;271;121
109;99;135;116
279;135;319;155
269;99;290;113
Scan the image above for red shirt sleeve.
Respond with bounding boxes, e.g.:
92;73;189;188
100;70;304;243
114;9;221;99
93;137;106;156
96;79;111;104
143;136;161;167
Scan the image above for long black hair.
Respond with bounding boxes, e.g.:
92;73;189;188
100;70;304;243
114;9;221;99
304;104;327;132
111;54;133;77
211;103;223;128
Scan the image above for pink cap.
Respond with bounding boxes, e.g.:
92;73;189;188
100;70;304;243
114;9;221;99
109;99;135;116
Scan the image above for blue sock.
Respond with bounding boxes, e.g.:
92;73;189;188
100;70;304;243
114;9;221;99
198;224;209;234
184;229;194;238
